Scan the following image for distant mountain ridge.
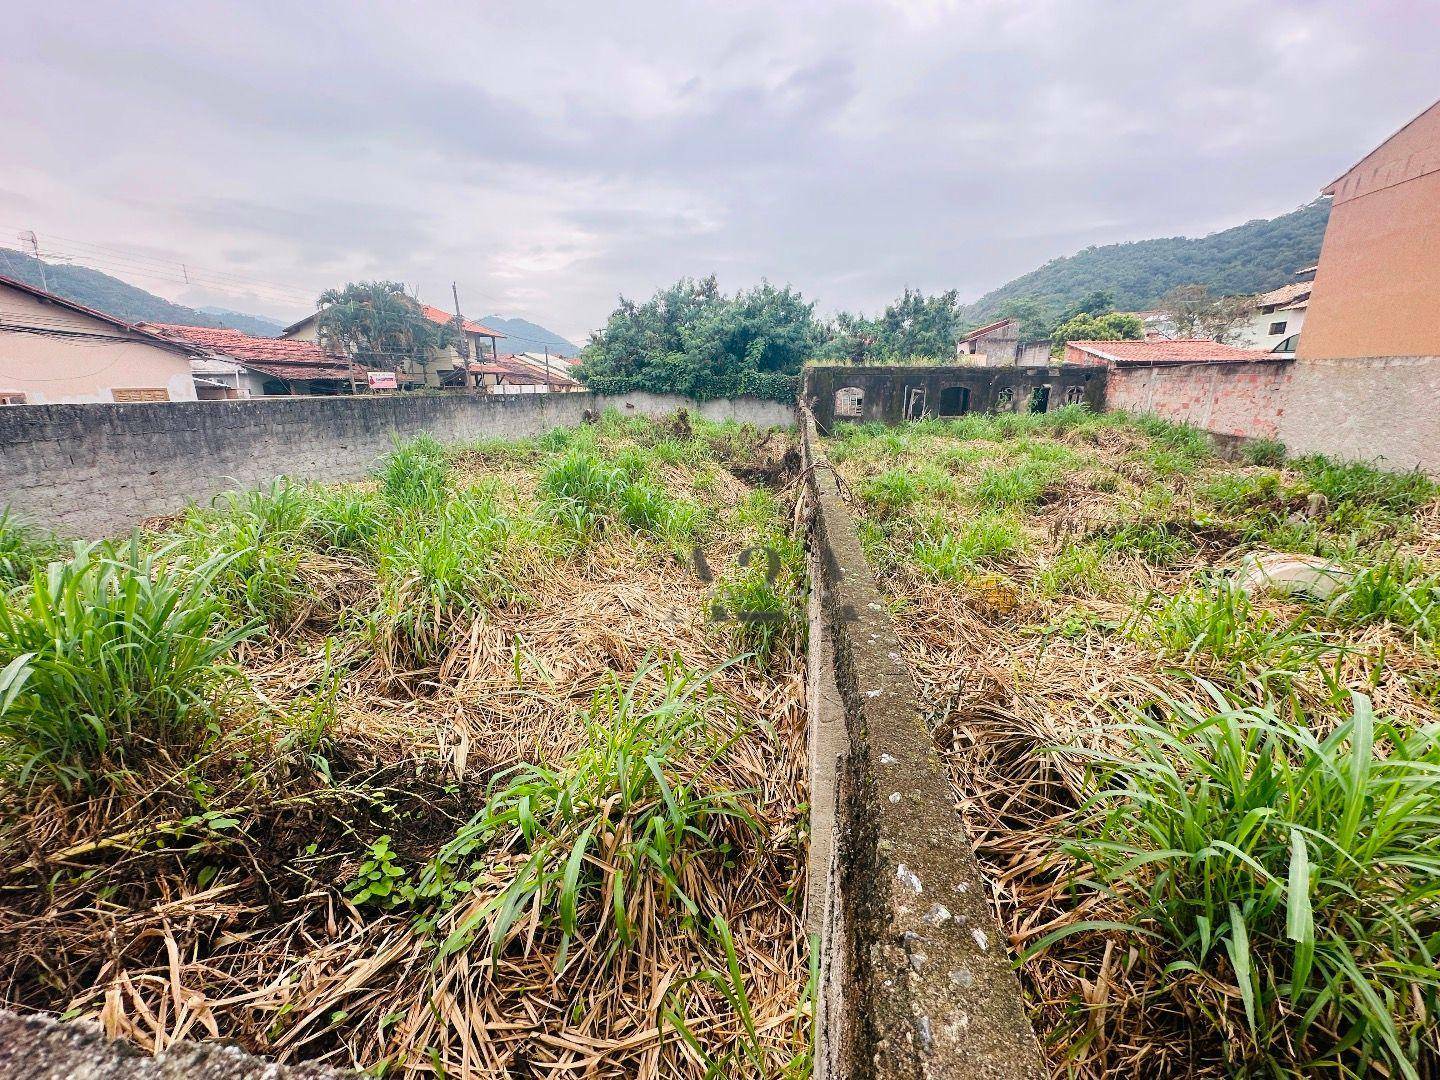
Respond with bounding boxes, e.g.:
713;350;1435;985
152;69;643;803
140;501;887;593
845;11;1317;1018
0;248;287;336
480;315;579;357
962;199;1330;323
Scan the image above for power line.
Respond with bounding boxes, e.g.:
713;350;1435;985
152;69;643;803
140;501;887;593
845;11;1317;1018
4;228;581;350
0;225;319;301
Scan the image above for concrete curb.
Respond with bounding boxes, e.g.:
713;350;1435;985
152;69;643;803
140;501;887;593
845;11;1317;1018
802;416;1045;1079
0;1009;348;1079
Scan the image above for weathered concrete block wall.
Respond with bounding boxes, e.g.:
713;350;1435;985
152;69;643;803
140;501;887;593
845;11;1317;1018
1103;355;1440;474
803;420;1043;1078
1105;359;1292;438
1275;355;1440;474
804;364;1106;428
0;1008;346;1078
0;391;794;537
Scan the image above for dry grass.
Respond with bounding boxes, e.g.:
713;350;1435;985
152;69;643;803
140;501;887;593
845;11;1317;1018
0;413;812;1077
828;408;1440;1078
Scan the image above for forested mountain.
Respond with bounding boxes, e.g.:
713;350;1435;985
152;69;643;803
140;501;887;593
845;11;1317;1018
0;248;287;335
962;199;1329;323
479;315;579;357
195;306;285;336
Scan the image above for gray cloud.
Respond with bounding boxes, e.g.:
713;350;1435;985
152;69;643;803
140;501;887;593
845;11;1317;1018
2;0;1437;342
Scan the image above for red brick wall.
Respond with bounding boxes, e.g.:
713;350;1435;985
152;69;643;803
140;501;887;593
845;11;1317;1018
1104;361;1292;438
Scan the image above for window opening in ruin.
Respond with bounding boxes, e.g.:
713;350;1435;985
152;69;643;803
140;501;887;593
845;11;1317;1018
938;385;970;416
834;386;864;418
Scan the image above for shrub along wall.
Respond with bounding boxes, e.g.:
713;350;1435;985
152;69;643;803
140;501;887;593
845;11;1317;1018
0;392;795;538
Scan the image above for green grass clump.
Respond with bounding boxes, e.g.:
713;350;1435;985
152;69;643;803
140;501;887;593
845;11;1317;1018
971;459;1060;508
0;539;255;791
412;664;757;963
1293;455;1436;518
306;484;383;552
1095;520;1197;566
1129;413;1215;462
1034;541;1111;598
856;465;957;518
1056;687;1440;1078
379;433;450;510
911;511;1026;580
173;480;316;626
0;511;64;590
370;494;539;664
1240;437;1287;467
1202;471;1287;517
1142;581;1332;675
1326;555;1439;642
710;535;805;662
541;451;701;545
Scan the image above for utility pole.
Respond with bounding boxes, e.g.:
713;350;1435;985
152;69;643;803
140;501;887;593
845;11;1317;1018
20;231;48;292
452;281;475;392
544;346;551;391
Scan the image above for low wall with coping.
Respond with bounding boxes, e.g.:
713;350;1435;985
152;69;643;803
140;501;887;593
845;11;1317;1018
0;391;795;537
803;418;1043;1079
0;1008;346;1078
1104;355;1440;475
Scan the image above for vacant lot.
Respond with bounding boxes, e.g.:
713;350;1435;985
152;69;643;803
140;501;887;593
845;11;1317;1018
827;408;1440;1078
0;412;811;1078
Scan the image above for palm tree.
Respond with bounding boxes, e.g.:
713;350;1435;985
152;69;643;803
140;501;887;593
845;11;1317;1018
315;281;459;385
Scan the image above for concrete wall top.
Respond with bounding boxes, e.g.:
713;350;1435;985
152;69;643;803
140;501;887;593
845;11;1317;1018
803;418;1044;1077
0;391;794;538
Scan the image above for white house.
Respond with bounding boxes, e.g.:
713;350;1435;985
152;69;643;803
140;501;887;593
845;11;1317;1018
1236;280;1310;354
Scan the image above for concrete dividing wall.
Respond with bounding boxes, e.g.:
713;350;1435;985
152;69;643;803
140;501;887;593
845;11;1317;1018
0;391;794;538
1103;355;1440;474
1105;359;1292;439
0;1008;345;1078
1275;355;1440;474
803;420;1043;1079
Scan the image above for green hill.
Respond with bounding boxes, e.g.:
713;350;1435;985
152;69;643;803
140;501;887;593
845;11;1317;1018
0;248;286;336
480;315;579;357
962;199;1330;323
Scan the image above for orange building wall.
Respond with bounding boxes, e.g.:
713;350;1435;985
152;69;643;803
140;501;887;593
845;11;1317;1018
1299;100;1440;360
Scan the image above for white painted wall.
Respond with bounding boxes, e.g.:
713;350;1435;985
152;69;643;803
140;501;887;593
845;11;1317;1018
1236;303;1306;352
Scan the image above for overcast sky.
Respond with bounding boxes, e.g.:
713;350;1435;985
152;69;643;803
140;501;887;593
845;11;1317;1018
2;0;1437;344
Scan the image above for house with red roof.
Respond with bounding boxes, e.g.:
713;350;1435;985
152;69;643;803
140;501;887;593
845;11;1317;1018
143;324;369;398
0;273;201;405
1062;338;1275;367
957;317;1053;367
281;303;506;390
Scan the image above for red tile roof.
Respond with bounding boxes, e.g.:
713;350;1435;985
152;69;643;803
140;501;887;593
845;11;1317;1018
960;317;1016;341
1066;339;1278;365
0;273;196;354
145;324;368;381
494;353;581;386
417;304;505;338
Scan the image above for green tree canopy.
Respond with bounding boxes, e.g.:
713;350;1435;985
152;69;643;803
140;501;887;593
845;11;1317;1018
813;288;967;364
575;277;820;401
995;297;1055;342
1050;311;1144;356
1161;284;1254;343
315;281;459;373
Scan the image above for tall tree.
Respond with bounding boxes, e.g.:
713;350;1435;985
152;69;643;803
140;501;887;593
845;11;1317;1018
315;281;459;380
1050;311;1144;356
871;288;966;360
995;297;1055;342
814;288;967;364
1161;284;1253;343
576;276;820;401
